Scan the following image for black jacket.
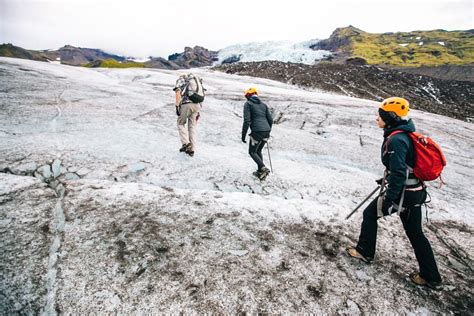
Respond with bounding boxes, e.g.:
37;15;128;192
242;96;273;139
381;119;416;205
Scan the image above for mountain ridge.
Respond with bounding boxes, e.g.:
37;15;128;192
0;43;217;69
2;26;473;70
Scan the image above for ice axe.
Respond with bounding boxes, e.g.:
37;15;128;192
266;140;273;173
345;186;380;220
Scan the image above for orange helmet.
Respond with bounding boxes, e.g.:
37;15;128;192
379;97;410;117
244;87;258;97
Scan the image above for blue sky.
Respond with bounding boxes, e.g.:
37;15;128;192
1;0;472;57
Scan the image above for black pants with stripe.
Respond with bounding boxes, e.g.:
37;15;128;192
248;131;270;171
356;190;442;283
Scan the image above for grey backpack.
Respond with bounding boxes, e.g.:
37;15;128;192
184;73;205;103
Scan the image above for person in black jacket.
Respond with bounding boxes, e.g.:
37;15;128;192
347;97;442;290
241;87;273;180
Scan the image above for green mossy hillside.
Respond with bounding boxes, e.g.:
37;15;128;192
333;27;474;67
84;59;146;68
0;44;16;57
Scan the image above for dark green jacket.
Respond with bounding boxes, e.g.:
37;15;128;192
381;119;416;205
242;96;273;139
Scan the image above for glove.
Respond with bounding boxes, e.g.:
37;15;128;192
375;177;383;185
196;112;200;121
176;106;180;116
241;135;246;143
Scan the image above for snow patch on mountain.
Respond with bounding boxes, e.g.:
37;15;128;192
216;40;331;65
127;57;152;63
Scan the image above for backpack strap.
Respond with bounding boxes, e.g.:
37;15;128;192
388;130;405;137
177;76;190;106
383;130;414;214
181;76;190;95
384;130;404;154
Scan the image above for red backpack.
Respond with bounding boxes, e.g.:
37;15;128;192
389;130;447;181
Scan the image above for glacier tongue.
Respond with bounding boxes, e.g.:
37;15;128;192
216;40;331;65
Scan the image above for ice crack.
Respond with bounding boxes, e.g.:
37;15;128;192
42;185;66;315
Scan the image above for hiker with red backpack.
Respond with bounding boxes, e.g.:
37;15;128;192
346;97;443;290
242;88;273;180
173;73;205;157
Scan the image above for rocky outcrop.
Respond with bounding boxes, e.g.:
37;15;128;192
215;61;474;121
310;25;364;52
168;46;218;68
144;57;180;70
55;45;126;66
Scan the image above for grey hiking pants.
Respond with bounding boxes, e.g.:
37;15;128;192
177;102;201;151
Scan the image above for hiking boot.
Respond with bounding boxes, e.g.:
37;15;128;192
409;273;443;290
258;167;270;180
179;143;191;152
185;149;194;157
346;246;373;264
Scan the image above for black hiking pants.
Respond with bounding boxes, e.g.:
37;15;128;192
248;131;270;171
356;189;442;283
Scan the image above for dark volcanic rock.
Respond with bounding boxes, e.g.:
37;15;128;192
215;61;474;121
345;57;367;65
310;25;364;52
393;65;474;82
221;55;242;64
144;57;180;70
310;36;351;52
167;46;218;68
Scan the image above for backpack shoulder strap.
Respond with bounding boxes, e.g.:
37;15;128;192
384;130;405;152
388;130;405;138
179;75;190;94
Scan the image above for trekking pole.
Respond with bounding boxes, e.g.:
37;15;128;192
266;141;273;173
345;186;380;220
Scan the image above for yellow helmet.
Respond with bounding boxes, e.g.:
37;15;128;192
379;97;409;117
245;87;258;96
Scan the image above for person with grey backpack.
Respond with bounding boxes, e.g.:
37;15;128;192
173;73;205;157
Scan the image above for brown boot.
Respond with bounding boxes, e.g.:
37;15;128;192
346;246;373;264
409;273;443;290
